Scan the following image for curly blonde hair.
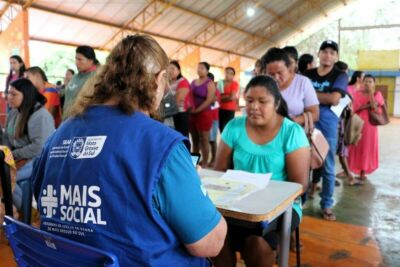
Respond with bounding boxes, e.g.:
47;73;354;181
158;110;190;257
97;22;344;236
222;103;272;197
68;34;169;118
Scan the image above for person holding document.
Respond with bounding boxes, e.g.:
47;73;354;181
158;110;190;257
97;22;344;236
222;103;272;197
305;40;348;221
212;76;310;267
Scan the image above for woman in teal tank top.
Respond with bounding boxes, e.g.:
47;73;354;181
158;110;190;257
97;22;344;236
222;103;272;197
212;76;310;267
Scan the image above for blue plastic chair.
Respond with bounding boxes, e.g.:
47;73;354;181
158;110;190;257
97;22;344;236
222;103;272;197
3;216;119;267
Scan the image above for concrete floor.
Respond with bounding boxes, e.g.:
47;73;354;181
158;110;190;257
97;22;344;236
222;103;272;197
303;118;400;266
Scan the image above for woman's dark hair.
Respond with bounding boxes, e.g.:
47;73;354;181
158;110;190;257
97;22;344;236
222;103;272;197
363;74;375;82
76;45;99;65
6;55;26;87
207;72;215;81
67;69;75;75
298;54;314;74
225;67;236;75
199;61;210;72
349;71;364;85
334;61;348;72
9;78;47;138
282;46;298;62
170;60;182;79
244;75;289;118
260;48;291;73
25;66;48;82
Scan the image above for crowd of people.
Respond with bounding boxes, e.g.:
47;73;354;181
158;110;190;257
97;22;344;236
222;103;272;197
0;34;387;266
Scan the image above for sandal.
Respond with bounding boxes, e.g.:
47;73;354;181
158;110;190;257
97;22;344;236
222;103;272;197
348;179;363;186
322;209;336;221
336;171;346;178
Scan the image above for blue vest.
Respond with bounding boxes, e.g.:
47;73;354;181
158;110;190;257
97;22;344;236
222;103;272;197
35;106;208;266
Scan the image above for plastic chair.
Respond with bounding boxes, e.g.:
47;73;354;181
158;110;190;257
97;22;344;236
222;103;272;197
3;216;119;267
18;178;33;225
0;150;13;217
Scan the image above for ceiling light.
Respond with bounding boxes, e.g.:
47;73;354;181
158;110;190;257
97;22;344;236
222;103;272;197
246;7;255;17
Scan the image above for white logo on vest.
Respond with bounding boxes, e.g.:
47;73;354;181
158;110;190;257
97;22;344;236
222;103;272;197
40;184;107;225
41;185;58;218
70;136;107;159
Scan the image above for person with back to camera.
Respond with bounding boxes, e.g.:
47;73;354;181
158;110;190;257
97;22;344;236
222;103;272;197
32;34;227;267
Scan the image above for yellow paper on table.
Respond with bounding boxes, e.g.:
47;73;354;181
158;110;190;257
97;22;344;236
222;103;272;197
201;177;257;208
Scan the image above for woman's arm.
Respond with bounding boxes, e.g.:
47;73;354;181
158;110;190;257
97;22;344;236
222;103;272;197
286;147;310;193
369;92;378;111
214;140;233;171
175;87;189;108
192;82;216;114
220;81;238;103
292;105;319;125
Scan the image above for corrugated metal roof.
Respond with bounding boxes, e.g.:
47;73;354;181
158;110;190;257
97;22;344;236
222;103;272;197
0;0;359;70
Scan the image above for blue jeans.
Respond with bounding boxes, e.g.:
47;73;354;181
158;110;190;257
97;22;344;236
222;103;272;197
13;160;34;210
312;136;337;209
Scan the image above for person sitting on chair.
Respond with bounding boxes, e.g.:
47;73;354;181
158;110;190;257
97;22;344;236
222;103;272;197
212;76;310;267
32;34;227;266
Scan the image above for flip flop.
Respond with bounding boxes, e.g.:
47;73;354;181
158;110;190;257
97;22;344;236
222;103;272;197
348;180;363;186
336;171;346;178
322;210;336;221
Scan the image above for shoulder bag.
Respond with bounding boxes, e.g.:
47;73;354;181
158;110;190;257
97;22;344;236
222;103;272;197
303;112;330;169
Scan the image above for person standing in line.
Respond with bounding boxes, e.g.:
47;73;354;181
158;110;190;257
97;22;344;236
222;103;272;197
190;62;216;167
347;71;365;96
208;72;220;167
261;47;319;125
168;60;192;150
218;67;239;133
298;54;314;75
332;62;361;186
63;46;99;117
305;40;348;221
282;46;299;74
348;75;384;181
4;55;26;113
59;69;75;108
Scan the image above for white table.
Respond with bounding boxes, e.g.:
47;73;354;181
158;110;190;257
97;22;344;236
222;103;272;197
199;169;302;267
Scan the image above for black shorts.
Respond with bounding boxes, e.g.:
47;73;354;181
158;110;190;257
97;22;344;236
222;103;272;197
227;209;300;251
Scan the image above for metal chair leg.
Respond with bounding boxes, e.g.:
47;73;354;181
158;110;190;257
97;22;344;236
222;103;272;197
296;226;301;267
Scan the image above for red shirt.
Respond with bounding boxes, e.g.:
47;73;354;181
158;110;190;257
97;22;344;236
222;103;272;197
211;90;220;120
41;83;62;128
177;78;192;111
220;80;239;111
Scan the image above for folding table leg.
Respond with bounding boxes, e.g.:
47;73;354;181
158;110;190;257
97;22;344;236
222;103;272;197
279;205;292;267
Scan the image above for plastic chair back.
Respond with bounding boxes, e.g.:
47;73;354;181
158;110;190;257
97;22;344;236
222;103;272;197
3;216;119;267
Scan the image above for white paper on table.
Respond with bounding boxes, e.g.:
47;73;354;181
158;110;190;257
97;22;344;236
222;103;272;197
201;177;257;207
331;95;351;118
221;170;271;189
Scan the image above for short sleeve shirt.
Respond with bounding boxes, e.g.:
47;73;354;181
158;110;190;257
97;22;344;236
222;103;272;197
281;74;319;117
220;81;239;111
305;67;348;137
153;142;221;244
221;116;309;218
